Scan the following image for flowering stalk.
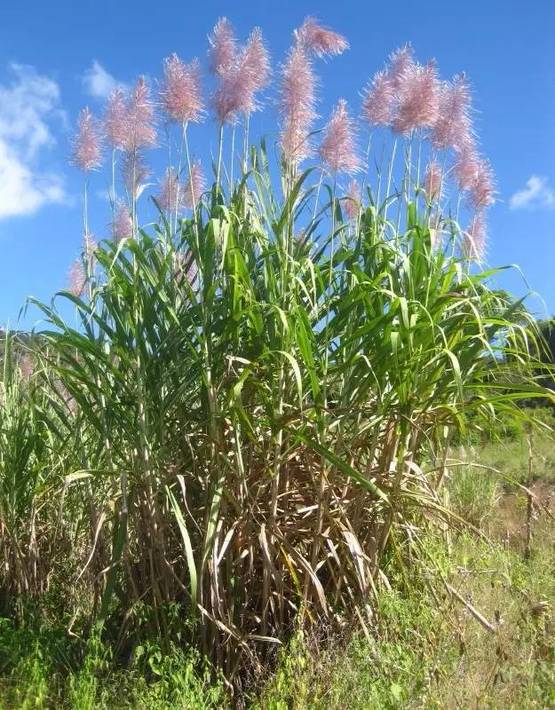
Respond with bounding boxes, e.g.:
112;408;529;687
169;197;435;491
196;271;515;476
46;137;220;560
105;87;127;216
209;20;271;193
72;107;102;247
160;53;204;229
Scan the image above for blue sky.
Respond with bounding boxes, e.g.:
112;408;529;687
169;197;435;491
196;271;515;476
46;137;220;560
0;0;554;328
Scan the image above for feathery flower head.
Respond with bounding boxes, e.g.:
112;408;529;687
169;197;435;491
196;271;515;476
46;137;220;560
212;67;255;124
71;107;102;172
295;17;349;57
454;145;480;191
242;27;272;93
112;201;133;241
158;168;183;212
212;26;271;123
124;77;156;152
362;70;395;127
161;55;204;124
68;259;86;297
280;121;311;168
455;149;495;208
105;87;128;150
183;161;205;209
212;82;240;124
208;17;238;77
319;98;361;174
392;60;440;135
432;74;473;153
423;161;443;201
279;44;316;119
463;210;487;261
470;158;495;208
344;179;362;220
122;151;150;201
279;43;317;164
388;45;415;88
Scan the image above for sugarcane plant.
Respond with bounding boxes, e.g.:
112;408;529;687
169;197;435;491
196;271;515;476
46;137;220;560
0;15;552;686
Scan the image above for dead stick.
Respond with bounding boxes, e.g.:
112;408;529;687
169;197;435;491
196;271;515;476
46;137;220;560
444;582;497;633
525;428;534;559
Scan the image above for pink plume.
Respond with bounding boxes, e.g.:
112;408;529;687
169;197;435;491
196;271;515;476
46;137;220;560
105;87;128;150
112;201;133;241
243;27;272;93
392;61;440;135
68;260;86;297
212;83;237;124
470;158;495;208
362;70;395;127
71;107;102;172
161;55;204;124
211;26;272;124
295;17;349;57
122;151;150;201
344;180;362;220
208;17;238;77
454;146;480;191
463;211;487;261
388;45;415;88
279;44;317;164
455;150;495;207
239;27;272;101
158;168;183;212
183;161;205;209
319;99;361;175
124;77;156;152
432;74;473;153
423;161;443;201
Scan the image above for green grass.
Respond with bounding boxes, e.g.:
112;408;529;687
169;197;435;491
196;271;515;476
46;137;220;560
255;539;553;710
0;631;227;709
1;433;553;709
473;431;555;488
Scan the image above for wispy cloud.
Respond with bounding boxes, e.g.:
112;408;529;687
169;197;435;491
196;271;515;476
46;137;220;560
509;175;555;211
0;63;68;220
82;60;124;99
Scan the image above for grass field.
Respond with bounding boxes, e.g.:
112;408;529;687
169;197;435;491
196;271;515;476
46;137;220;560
1;429;553;709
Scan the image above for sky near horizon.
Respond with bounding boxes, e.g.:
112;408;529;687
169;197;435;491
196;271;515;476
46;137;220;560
0;0;554;328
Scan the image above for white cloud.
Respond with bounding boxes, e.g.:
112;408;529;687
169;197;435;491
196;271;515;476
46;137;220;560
509;175;555;211
0;63;67;219
82;60;123;99
0;143;65;219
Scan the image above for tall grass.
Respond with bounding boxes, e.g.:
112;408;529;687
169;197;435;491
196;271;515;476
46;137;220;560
0;16;553;692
